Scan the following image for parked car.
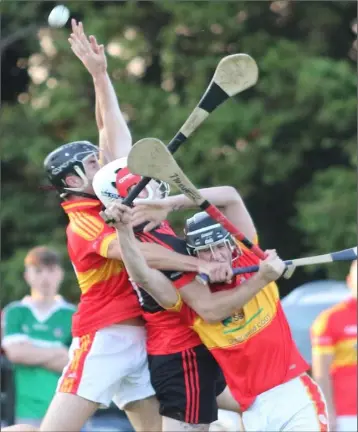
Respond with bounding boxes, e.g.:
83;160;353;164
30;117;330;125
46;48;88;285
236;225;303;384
281;280;350;365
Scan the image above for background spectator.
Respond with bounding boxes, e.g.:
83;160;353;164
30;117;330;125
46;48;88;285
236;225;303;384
1;309;16;428
310;260;357;431
1;246;75;427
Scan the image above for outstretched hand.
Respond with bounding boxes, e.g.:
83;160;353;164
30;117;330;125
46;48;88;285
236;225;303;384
68;19;107;77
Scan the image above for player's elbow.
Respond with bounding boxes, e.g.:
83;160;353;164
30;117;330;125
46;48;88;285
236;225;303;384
200;305;234;323
130;268;158;292
221;186;241;203
195;303;222;324
129;272;151;290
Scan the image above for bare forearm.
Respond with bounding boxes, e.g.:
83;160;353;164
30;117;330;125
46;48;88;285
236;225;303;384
117;227;153;286
93;71;132;160
166;186;238;211
95;93;104;130
98;130;110;166
311;353;336;415
313;374;335;414
43;353;68;373
95;92;109;164
200;274;269;322
139;242;201;272
107;231;201;273
116;228;178;308
166;186;256;241
5;342;61;366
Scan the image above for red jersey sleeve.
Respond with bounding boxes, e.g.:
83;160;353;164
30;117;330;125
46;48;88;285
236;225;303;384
310;309;336;355
67;212;117;260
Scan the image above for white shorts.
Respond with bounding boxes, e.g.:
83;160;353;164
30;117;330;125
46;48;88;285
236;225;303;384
336;415;357;432
242;374;329;432
57;324;155;409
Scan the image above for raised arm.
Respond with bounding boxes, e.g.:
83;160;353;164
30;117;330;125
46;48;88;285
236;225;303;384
132;186;257;241
94;88;110;164
93;64;132;160
68;19;132;163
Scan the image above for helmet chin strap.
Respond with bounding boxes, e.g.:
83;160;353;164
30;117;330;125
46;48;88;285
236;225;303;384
60;166;96;199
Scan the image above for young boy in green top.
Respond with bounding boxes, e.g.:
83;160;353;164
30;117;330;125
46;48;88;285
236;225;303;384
2;246;75;427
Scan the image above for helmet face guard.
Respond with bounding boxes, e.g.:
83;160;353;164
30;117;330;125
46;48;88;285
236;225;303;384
61;151;99;194
92;157;170;208
184;212;237;257
44;141;99;197
155;180;170;199
116;167;170;201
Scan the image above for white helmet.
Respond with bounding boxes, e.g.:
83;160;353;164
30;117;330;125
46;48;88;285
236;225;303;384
92;157;170;207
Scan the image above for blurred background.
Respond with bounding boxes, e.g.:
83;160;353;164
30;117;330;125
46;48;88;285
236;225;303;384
1;0;356;302
1;0;357;430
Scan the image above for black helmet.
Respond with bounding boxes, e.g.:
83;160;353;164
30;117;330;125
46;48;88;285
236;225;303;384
184;211;235;255
43;141;99;196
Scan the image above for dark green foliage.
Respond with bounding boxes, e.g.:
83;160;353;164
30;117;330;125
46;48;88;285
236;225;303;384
1;1;356;303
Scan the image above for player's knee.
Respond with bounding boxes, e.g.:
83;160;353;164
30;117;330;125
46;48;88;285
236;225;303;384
124;396;162;431
124;394;159;411
162;416;210;432
40;392;98;431
216;386;241;413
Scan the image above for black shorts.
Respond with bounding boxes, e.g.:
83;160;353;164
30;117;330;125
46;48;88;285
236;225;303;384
148;344;226;424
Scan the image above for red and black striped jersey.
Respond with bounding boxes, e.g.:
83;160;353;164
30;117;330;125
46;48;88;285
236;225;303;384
135;221;202;355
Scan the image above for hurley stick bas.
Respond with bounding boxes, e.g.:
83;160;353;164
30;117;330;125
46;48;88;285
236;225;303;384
123;54;259;206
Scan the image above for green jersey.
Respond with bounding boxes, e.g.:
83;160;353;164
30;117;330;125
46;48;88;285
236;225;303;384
2;296;75;419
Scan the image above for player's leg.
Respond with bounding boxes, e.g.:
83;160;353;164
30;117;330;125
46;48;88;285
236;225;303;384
40;393;98;431
148;344;222;432
123;396;161;432
110;325;160;431
210;410;245;432
216;384;241;413
247;373;329;432
213;371;244;431
38;333;103;431
162;416;209;431
280;374;328;431
40;326;151;432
